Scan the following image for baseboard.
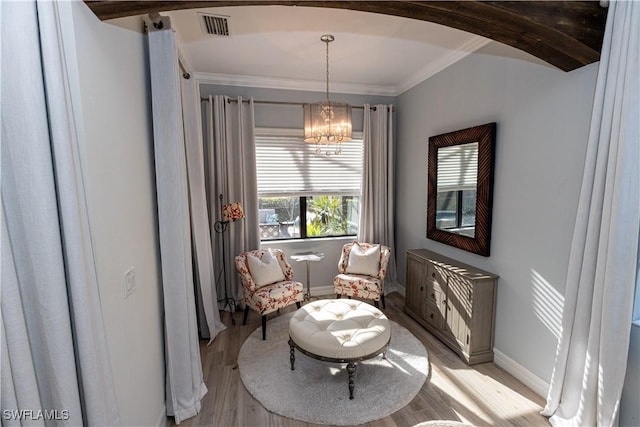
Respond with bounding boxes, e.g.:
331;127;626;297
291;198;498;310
309;285;336;297
155;405;169;427
493;348;549;399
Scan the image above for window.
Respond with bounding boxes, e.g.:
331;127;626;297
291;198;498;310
255;129;363;240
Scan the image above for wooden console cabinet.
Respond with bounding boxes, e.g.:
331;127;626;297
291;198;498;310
404;249;498;364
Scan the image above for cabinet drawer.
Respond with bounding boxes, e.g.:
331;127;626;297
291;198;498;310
426;264;445;284
426;265;445;301
424;303;443;329
425;282;443;305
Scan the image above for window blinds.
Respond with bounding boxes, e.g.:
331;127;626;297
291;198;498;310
255;133;363;196
436;142;479;192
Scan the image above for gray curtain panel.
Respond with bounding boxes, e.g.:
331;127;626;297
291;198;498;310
180;69;226;343
359;104;397;285
1;1;120;425
147;28;207;423
205;96;260;307
542;1;640;425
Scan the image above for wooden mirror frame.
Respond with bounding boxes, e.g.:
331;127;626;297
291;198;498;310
427;122;496;257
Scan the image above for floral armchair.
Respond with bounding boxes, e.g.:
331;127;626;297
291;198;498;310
333;242;391;309
235;248;304;340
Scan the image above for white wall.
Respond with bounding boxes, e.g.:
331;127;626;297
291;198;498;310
396;42;598;385
70;3;166;425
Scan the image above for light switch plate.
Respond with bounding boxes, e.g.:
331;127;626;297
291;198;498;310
124;267;136;298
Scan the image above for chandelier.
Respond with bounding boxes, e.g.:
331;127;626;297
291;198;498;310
303;34;352;155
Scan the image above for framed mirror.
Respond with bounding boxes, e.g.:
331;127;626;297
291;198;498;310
427;123;496;256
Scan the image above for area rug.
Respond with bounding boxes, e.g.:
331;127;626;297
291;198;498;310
238;312;429;425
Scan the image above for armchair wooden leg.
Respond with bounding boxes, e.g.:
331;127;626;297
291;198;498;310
336;294;342;299
261;315;267;340
243;306;250;325
295;302;301;309
373;300;379;308
381;293;386;309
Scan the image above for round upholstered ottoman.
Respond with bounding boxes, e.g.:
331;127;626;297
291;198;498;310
288;299;391;399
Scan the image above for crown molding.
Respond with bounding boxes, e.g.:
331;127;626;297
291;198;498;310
395;35;491;95
194;72;398;97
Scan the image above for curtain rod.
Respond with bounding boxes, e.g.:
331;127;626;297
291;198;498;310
199;98;395;111
179;61;191;80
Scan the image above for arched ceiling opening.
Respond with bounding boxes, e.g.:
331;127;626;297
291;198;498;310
85;1;606;72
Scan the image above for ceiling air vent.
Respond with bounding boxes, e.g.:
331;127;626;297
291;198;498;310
199;13;230;36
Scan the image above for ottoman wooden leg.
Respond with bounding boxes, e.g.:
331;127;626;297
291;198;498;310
347;362;356;399
288;338;295;370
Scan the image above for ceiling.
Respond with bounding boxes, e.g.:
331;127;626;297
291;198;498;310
97;2;604;95
166;5;494;95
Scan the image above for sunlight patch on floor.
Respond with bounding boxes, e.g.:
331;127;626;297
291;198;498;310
434;361;545;423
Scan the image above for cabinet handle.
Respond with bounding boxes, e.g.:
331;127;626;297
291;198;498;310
429;313;434;319
431;293;435;299
432;272;435;278
420;286;424;291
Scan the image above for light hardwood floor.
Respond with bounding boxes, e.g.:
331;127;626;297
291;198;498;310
177;293;548;427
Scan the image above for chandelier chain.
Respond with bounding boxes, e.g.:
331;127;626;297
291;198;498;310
326;38;330;104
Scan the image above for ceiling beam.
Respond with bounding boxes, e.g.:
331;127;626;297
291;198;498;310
84;0;606;72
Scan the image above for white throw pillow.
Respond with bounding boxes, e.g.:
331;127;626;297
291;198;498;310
346;243;381;277
247;250;285;288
